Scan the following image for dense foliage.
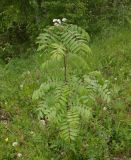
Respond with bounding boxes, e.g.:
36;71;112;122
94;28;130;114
0;0;130;60
0;0;131;160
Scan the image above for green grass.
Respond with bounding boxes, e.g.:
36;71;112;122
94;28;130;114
0;27;131;160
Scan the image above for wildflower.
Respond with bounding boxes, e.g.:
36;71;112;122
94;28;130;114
5;138;9;142
40;119;46;126
12;141;18;147
17;153;22;158
103;107;107;111
62;18;67;22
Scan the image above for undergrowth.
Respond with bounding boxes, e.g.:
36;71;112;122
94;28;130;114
0;27;131;160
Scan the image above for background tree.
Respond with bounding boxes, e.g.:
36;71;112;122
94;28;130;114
0;0;130;60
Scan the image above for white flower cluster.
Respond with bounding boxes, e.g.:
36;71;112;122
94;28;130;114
53;18;67;26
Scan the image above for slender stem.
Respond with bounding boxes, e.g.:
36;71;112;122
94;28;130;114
64;54;67;83
64;54;69;110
